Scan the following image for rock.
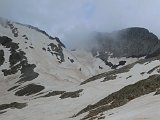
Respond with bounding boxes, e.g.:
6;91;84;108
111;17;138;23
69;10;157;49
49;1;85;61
0;50;5;66
92;27;160;64
15;84;45;96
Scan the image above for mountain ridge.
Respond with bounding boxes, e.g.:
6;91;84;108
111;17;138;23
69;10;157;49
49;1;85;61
92;27;160;61
1;17;160;120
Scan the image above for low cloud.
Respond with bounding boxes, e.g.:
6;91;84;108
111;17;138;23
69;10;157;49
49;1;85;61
0;0;160;48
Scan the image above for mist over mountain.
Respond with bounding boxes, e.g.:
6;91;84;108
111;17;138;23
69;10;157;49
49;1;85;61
1;1;160;120
1;17;160;120
1;0;160;48
92;27;160;57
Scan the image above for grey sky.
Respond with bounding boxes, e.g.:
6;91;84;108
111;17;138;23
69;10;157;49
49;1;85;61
0;0;160;48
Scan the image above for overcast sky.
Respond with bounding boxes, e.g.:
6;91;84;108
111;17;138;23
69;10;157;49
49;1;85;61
0;0;160;48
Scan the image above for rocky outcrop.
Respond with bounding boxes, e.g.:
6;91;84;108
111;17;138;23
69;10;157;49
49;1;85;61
0;102;27;111
48;43;65;63
92;27;160;65
0;50;5;66
15;84;45;96
0;36;39;83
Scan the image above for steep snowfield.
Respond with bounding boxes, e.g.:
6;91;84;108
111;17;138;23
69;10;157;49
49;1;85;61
1;57;160;120
104;93;160;120
1;18;160;120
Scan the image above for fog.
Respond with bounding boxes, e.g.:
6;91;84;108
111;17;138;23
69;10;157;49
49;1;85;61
0;0;160;48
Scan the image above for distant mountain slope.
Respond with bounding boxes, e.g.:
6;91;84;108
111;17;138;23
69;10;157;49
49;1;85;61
91;27;160;68
0;17;160;120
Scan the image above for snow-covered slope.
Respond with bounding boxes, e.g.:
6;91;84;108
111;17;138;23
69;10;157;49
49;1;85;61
1;18;160;120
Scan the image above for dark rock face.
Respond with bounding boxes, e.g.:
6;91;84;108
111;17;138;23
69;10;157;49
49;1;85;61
0;36;19;52
60;89;83;99
0;102;27;111
9;51;26;66
0;36;39;83
92;27;160;65
18;62;39;83
38;89;83;99
48;43;65;63
0;50;5;66
15;84;45;96
51;37;65;48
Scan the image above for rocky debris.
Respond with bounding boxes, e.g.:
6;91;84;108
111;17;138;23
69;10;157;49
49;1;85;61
74;75;160;120
15;84;45;96
0;102;27;111
48;43;65;63
0;50;5;66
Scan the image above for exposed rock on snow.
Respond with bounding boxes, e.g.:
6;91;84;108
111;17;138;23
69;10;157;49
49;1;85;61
1;17;160;120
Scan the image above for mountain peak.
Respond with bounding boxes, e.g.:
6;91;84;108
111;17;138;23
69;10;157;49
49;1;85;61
92;27;160;60
1;19;160;120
